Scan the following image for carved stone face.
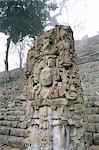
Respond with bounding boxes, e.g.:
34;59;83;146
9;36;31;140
40;67;53;87
34;70;39;84
48;57;56;67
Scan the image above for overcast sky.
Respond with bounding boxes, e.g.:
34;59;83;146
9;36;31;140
49;0;99;39
0;0;99;72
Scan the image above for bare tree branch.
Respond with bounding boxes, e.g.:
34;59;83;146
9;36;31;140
45;0;68;27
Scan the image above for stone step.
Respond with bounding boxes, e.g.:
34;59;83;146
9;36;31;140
85;107;99;115
0;144;20;150
86;123;99;133
0;115;26;122
93;133;99;145
0;121;28;129
1;104;26;109
90;145;99;150
5;111;25;116
1;107;26;112
0;126;28;138
0;135;26;149
88;115;99;123
0;110;25;115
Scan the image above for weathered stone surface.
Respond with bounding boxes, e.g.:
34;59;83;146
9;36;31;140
91;145;99;150
0;26;99;150
0;135;25;149
95;124;99;133
94;101;99;107
10;128;27;137
86;107;99;115
24;25;84;149
88;115;99;123
85;132;93;148
0;97;28;149
93;133;99;145
75;35;99;149
85;123;95;133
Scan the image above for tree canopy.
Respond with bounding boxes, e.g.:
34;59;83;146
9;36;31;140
0;0;57;74
0;0;57;43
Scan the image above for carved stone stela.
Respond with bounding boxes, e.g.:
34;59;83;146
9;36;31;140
24;25;84;150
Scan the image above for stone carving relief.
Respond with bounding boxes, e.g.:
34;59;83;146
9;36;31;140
24;25;84;150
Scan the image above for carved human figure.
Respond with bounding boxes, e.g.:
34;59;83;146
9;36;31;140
36;56;60;100
66;76;78;100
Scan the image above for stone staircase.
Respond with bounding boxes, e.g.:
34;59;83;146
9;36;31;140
76;35;99;149
0;95;28;150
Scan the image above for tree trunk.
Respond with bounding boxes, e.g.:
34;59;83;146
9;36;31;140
4;36;11;82
19;51;22;70
19;33;23;71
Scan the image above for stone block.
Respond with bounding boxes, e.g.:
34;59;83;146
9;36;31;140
0;126;10;135
85;123;95;133
93;133;99;145
17;122;27;129
19;116;25;122
5;116;19;121
86;107;98;115
10;128;27;137
95;123;99;133
1;121;14;127
0;135;8;145
11;121;18;128
85;102;94;108
0;115;4;120
7;136;25;148
94;101;99;107
13;111;25;116
85;132;93;146
88;115;99;123
90;145;99;150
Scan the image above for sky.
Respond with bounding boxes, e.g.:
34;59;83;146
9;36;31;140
87;0;99;36
0;0;99;72
49;0;99;39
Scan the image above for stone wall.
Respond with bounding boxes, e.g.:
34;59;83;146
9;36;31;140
0;69;28;150
24;25;84;150
75;35;99;150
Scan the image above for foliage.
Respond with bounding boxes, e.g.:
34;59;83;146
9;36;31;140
0;0;57;43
